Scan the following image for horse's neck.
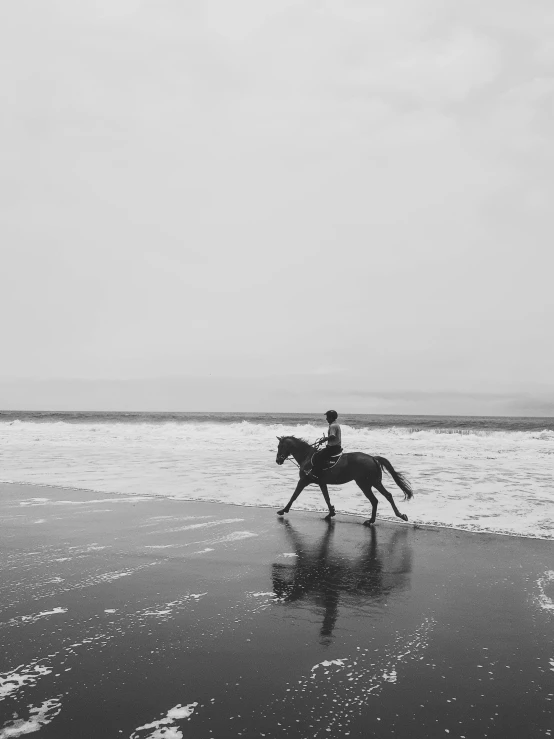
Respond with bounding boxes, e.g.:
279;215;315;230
291;441;314;464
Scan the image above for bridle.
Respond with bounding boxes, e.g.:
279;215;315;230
276;445;301;468
276;438;323;469
279;452;301;469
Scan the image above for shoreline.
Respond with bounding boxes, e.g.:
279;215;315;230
2;479;553;542
2;414;552;542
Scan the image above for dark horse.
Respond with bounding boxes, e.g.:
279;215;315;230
275;436;413;525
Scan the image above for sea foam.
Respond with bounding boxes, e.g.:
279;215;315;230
0;418;552;539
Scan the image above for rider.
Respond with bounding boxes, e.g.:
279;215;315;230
311;410;342;478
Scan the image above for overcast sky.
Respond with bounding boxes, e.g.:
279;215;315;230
1;0;553;414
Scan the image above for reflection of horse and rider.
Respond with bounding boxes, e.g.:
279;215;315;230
276;410;413;525
272;519;413;645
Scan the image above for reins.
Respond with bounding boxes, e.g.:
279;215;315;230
280;438;323;470
285;457;301;469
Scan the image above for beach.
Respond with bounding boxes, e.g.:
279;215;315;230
1;482;552;738
3;0;554;734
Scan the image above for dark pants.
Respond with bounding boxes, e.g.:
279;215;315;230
312;445;342;475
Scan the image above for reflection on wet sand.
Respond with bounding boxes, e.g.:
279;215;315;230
272;521;412;645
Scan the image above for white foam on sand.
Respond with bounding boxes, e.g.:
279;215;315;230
139;516;212;528
535;570;554;612
79;564;156;587
11;607;68;627
205;531;258;545
144;530;257;551
249;617;435;736
19;497;153;507
311;658;348;673
0;663;53;701
0;697;62;738
137;593;207;622
96;568;148;583
150;518;244;534
1;632;124;706
18;563;158;604
245;591;286;613
130;702;198;739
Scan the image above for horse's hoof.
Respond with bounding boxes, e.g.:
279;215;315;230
324;507;336;521
400;513;408;522
363;519;374;527
277;509;286;516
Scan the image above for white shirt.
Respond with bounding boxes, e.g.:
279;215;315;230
327;422;341;447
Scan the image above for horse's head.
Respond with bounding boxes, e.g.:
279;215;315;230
276;436;291;465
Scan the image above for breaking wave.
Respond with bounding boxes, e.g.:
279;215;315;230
0;414;552;539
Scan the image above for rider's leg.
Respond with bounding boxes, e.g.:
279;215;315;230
277;477;311;515
308;449;322;476
311;446;333;477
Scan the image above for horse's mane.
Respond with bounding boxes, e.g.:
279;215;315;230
280;435;311;445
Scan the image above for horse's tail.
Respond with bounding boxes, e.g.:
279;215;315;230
374;456;413;500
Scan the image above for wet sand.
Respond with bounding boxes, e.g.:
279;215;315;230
0;482;552;738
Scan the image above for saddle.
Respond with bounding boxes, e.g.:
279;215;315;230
304;449;343;480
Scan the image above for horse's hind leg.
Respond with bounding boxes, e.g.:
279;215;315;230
356;479;378;526
374;481;408;522
319;483;335;520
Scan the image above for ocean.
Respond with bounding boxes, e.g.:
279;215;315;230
0;412;553;539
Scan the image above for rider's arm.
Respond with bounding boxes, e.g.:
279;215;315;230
320;433;337;443
327;423;339;442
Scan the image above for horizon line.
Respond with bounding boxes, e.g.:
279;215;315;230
1;409;553;420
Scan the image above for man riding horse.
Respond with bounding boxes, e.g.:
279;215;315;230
275;411;413;524
310;410;342;479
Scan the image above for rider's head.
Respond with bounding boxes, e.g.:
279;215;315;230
325;410;338;423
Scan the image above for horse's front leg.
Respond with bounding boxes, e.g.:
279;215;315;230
277;477;311;516
319;483;336;520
